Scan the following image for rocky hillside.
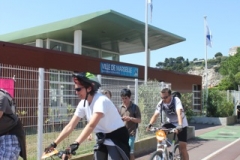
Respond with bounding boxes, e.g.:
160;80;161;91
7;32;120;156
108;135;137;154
188;66;223;88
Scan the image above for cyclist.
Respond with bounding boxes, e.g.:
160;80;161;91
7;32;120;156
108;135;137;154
44;72;130;160
147;88;189;160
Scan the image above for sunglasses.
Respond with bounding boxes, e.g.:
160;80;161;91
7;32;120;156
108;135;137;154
75;87;84;92
161;96;169;100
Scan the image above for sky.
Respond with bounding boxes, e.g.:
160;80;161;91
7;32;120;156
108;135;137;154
0;0;240;67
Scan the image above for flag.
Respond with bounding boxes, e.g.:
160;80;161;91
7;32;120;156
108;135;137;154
205;18;212;47
0;78;15;98
148;0;153;22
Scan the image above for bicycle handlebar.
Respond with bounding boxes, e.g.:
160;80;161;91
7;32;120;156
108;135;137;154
149;127;177;133
56;150;76;160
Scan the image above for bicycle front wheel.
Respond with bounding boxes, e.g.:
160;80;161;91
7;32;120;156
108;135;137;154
172;144;182;160
149;150;165;160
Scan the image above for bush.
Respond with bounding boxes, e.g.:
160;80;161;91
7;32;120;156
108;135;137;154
206;88;234;117
181;93;195;121
137;80;161;139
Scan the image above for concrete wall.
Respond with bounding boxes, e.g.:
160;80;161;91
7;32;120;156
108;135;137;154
72;126;195;160
190;116;236;125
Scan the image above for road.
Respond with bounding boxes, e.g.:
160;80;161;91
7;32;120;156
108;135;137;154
136;123;240;160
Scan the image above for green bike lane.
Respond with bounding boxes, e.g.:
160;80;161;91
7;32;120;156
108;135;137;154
136;124;240;160
188;124;240;160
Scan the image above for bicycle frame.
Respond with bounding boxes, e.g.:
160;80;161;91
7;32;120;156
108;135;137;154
150;127;180;160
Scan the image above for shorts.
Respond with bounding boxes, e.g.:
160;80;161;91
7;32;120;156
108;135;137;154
94;144;129;160
162;123;187;142
128;136;135;154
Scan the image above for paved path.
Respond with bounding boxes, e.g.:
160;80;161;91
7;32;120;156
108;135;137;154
136;123;240;160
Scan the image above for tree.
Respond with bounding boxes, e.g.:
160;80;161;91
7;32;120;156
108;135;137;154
156;62;164;68
193;58;198;61
220;52;240;76
215;52;223;58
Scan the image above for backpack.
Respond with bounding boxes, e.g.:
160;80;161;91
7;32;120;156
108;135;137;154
0;88;18;123
160;91;184;123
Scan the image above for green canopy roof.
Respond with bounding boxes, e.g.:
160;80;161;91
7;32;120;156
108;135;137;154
0;10;185;55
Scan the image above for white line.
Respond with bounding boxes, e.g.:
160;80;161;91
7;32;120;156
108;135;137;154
202;138;240;160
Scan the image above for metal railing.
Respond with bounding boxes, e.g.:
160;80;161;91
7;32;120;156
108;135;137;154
0;63;195;160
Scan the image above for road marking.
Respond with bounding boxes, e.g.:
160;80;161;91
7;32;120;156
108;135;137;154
202;138;240;160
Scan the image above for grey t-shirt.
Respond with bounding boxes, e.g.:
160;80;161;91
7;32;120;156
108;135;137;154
0;92;18;135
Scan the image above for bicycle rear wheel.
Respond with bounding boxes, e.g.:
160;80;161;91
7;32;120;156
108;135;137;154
172;144;182;160
149;151;166;160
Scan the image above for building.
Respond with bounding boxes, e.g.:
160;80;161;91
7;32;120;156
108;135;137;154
228;46;240;56
0;10;202;126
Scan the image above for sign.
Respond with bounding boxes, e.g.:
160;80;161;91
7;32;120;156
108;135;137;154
0;78;14;98
100;62;138;78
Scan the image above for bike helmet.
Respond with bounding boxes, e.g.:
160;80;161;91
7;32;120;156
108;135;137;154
72;72;101;91
72;72;101;107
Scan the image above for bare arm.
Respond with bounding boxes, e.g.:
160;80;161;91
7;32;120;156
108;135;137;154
176;108;183;126
130;117;141;123
149;112;159;125
54;115;81;145
75;112;103;144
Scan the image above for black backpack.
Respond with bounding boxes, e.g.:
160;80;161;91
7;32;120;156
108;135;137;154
171;91;181;99
160;91;184;123
0;89;18;123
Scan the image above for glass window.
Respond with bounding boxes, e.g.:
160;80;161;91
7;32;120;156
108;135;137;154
102;51;119;61
82;47;99;58
192;84;201;111
49;70;77;123
49;41;73;53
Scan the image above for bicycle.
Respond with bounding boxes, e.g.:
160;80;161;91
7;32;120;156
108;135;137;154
149;127;182;160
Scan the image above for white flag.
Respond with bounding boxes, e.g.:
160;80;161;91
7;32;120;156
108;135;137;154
205;19;212;47
148;0;153;22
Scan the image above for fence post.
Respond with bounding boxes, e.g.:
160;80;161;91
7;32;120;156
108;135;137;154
37;68;44;160
97;74;102;92
134;78;139;141
134;79;138;105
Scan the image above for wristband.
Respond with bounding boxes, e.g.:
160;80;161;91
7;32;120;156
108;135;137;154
148;124;152;128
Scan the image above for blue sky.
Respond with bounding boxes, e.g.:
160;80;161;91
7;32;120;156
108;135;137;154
0;0;240;67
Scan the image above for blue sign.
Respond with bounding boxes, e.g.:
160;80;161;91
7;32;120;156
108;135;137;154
100;62;138;78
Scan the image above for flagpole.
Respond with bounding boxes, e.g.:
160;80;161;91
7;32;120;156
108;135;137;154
204;16;208;111
144;0;148;84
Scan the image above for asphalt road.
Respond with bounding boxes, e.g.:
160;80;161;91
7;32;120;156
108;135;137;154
136;123;240;160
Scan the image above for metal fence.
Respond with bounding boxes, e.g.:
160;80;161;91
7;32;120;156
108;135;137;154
0;63;196;160
227;90;240;115
0;64;158;160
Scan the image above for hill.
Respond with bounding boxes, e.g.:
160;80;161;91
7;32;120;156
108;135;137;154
155;55;227;88
188;65;223;88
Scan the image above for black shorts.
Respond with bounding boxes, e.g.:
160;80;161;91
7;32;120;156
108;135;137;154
162;123;187;142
